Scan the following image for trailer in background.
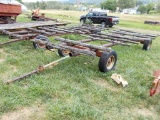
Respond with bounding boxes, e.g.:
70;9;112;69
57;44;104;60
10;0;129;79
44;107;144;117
0;2;22;24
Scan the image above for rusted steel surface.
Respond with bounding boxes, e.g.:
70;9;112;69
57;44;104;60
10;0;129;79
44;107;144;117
0;24;105;46
0;23;158;53
0;38;25;46
30;8;57;22
1;25;159;84
81;34;131;46
150;70;160;96
112;29;158;39
3;56;70;84
0;3;22;16
54;37;111;52
31;14;57;22
33;39;97;57
0;21;67;30
89;33;143;43
0;3;22;24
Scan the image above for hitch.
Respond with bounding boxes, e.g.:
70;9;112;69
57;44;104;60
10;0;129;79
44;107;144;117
3;56;70;84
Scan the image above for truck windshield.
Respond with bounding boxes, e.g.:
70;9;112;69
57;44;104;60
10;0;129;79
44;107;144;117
87;12;93;16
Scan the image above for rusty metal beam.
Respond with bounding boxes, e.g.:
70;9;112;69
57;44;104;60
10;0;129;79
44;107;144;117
99;32;151;41
0;38;25;46
38;27;66;34
27;27;52;36
90;34;139;44
3;56;70;84
54;37;112;52
33;39;97;57
112;30;157;39
81;35;131;46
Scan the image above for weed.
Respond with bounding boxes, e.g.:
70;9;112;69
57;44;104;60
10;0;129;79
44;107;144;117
0;12;160;120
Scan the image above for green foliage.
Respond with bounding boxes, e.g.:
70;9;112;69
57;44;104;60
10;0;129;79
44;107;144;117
100;0;117;12
119;20;160;31
24;1;75;10
16;0;23;4
146;3;155;14
138;5;147;14
40;1;47;10
117;0;136;10
136;0;143;6
138;3;155;14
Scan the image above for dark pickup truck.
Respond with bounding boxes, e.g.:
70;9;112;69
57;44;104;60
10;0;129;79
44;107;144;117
80;11;119;27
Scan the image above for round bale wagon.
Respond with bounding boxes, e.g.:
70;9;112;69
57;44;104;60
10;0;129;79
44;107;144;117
0;2;22;24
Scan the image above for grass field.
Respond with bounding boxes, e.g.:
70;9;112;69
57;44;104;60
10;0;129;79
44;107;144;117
0;10;160;120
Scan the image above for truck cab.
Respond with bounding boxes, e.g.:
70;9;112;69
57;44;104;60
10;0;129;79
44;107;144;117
80;11;119;27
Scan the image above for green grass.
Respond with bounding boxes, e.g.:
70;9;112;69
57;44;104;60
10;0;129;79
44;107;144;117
0;14;160;120
119;20;160;31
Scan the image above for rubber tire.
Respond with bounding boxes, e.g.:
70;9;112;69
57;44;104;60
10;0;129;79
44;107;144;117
33;35;49;49
38;19;45;21
101;21;106;28
98;51;117;72
143;40;152;50
58;49;69;57
80;19;85;25
109;25;113;27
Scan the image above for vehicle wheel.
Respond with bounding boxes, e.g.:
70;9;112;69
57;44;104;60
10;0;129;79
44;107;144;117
101;21;106;28
31;16;35;21
58;49;70;57
109;25;113;27
38;19;45;21
80;19;85;25
33;35;49;49
98;51;117;72
142;40;152;50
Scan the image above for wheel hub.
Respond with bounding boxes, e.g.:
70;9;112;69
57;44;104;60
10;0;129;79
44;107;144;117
106;55;115;69
37;42;46;49
63;50;70;55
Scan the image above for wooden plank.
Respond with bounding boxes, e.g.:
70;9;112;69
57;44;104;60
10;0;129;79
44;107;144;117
0;21;67;30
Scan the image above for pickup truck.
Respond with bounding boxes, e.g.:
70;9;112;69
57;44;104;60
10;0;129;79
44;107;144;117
80;11;119;27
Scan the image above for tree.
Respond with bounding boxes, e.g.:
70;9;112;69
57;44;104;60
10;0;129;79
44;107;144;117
117;0;136;10
100;0;117;12
40;1;47;10
36;1;40;8
16;0;23;4
137;3;154;14
137;5;147;14
136;0;143;6
146;3;154;14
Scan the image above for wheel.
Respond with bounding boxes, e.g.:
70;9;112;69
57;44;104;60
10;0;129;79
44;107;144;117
38;18;45;21
109;25;113;27
80;19;85;25
58;49;70;57
142;40;152;50
33;35;49;49
98;51;117;72
101;21;106;28
31;16;35;21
